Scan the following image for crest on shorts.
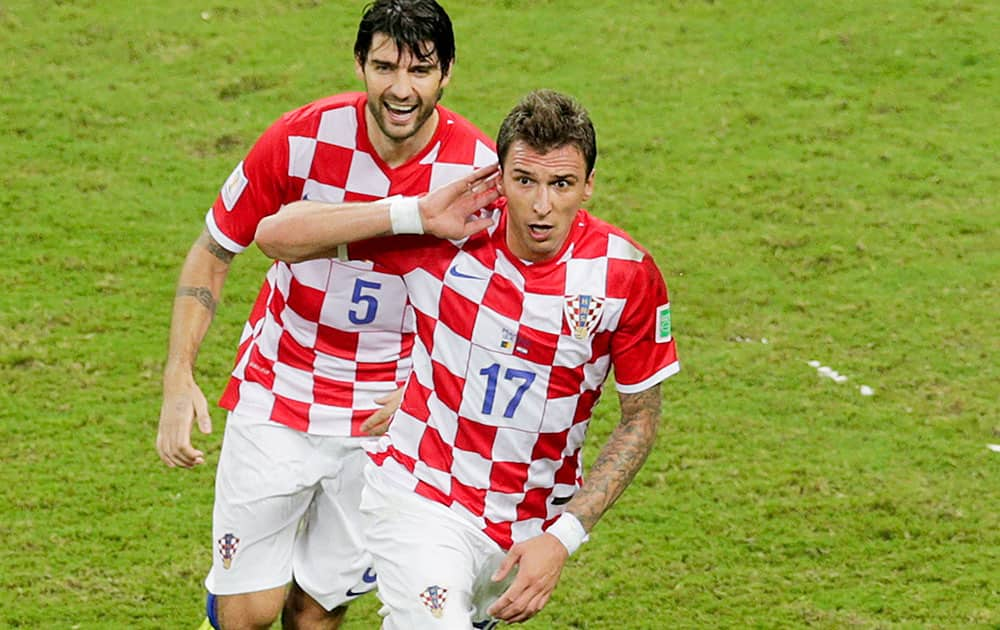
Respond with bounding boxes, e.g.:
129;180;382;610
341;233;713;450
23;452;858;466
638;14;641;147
218;532;240;570
564;294;605;340
419;585;448;618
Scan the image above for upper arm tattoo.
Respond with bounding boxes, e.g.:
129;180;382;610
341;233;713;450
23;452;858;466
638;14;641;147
175;230;232;315
197;230;236;264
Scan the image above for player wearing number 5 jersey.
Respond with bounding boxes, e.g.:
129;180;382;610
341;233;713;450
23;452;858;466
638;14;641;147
256;90;680;628
156;2;496;628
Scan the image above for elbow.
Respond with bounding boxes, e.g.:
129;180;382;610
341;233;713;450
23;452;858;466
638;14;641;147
255;217;305;263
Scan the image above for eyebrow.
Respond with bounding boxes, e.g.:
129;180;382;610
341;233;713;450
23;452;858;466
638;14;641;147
512;167;578;182
369;54;439;69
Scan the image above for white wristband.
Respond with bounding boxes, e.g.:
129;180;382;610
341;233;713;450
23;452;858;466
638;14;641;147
546;512;589;556
388;196;423;235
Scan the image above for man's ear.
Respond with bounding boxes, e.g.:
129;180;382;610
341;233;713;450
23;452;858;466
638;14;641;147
496;166;504;195
581;168;595;203
440;58;453;89
354;56;365;82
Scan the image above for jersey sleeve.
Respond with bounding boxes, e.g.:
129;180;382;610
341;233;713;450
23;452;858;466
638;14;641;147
205;116;294;253
610;253;680;393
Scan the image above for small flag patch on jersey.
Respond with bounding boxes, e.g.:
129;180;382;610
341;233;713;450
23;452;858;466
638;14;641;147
656;303;672;343
499;328;515;351
564;295;605;340
218;532;240;569
419;585;448;618
221;161;248;211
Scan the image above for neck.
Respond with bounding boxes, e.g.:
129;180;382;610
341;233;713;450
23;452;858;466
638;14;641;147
366;108;440;169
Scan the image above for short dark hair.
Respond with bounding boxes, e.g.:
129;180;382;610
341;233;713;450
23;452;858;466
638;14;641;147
496;90;597;176
354;0;456;74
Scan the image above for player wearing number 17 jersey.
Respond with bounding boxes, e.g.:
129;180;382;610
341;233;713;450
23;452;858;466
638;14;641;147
348;198;677;551
257;89;680;628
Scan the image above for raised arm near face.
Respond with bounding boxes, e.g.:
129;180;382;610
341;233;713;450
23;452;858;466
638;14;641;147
254;164;499;262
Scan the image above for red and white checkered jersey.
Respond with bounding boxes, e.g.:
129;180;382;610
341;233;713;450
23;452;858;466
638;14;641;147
348;203;680;548
205;92;497;435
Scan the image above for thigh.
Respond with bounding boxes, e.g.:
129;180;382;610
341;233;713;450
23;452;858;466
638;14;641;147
293;442;375;611
361;474;487;630
204;418;318;596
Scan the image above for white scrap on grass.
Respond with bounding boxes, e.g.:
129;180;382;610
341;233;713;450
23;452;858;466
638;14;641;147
810;361;866;391
987;444;1000;453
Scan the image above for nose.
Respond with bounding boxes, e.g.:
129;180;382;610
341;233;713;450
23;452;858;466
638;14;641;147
532;185;551;216
388;69;413;99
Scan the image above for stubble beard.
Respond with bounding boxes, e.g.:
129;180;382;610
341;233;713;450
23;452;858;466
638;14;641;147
369;90;442;144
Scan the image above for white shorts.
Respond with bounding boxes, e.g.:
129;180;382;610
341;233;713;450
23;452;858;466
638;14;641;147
359;462;513;629
205;412;377;610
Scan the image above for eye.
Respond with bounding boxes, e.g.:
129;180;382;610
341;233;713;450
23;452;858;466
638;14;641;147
517;176;532;186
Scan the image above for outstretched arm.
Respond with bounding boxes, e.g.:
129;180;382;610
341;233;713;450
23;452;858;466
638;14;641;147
255;164;500;262
156;229;234;468
488;383;662;623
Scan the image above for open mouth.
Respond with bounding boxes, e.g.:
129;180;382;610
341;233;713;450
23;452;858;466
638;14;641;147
529;224;552;240
384;102;418;121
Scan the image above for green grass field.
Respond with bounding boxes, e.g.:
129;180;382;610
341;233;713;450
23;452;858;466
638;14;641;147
2;1;997;627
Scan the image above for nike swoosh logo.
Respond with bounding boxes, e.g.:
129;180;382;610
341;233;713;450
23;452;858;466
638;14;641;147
344;567;378;598
449;265;486;280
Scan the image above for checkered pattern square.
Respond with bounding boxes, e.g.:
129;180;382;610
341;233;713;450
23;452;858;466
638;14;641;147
357;206;680;548
211;93;498;435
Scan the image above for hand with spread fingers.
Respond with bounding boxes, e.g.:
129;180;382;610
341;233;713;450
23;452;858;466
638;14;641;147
418;163;501;240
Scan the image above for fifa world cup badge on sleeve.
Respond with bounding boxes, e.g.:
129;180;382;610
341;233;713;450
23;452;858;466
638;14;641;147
221;161;248;211
656;303;672;343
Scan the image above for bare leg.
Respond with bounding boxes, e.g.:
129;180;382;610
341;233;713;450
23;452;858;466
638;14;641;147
215;587;286;630
282;580;348;630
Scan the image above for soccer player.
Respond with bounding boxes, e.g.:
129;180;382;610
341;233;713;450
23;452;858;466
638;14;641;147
155;1;497;628
255;89;680;628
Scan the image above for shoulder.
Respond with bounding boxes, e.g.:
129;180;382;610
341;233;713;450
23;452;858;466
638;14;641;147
436;104;497;153
276;92;365;134
574;210;654;264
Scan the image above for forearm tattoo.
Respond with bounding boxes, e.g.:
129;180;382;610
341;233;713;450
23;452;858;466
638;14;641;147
571;384;662;531
176;286;217;316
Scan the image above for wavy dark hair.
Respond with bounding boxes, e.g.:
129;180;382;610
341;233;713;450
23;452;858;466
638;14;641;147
354;0;456;74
